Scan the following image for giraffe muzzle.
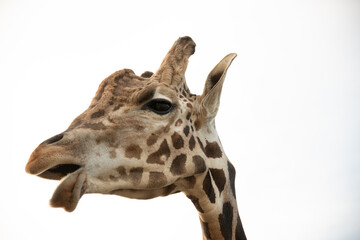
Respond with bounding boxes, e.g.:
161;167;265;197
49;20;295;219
25;144;82;180
25;133;83;180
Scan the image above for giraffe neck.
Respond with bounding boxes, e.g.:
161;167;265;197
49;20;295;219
185;161;246;240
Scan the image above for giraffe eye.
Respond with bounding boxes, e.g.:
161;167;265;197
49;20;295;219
145;99;173;115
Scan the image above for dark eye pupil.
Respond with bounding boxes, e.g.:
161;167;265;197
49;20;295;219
146;99;173;114
154;102;170;111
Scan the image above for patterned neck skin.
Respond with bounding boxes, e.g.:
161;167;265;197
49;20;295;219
184;124;246;240
25;36;246;240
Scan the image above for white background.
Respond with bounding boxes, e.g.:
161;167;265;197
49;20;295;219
1;0;359;239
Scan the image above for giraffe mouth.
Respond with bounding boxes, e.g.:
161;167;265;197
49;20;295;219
38;164;82;180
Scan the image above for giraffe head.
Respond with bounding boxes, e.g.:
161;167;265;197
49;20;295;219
25;37;237;212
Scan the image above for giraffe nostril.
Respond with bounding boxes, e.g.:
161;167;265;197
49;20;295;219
42;133;64;145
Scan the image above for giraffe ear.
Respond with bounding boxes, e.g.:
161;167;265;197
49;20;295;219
200;53;237;121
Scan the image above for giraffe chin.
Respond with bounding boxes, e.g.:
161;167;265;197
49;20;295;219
110;186;177;200
49;169;87;212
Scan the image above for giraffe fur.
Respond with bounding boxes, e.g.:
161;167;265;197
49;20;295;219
25;36;246;240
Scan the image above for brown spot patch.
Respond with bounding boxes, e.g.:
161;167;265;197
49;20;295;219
108;96;115;106
186;103;193;109
183;125;190;137
170;154;187;175
95;130;118;147
115;166;144;185
192;155;206;174
181;89;187;96
146;139;170;164
171;132;184;149
197;137;205;153
219;202;234;240
187;195;204;213
209;168;226;195
183;176;196;189
91;109;105;119
189;136;196;151
236;216;247;240
125;144;142;159
163;184;176;196
147;134;158;146
133;123;145;131
116;166;126;175
129;168;144;185
200;219;211;239
227;161;237;198
186;112;191;120
203;171;215;203
175;119;183;127
194;118;202;130
148;172;167;188
205;141;222;158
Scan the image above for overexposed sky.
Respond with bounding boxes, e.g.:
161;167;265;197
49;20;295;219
2;0;360;239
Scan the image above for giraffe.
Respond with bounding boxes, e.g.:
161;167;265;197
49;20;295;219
25;36;247;240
